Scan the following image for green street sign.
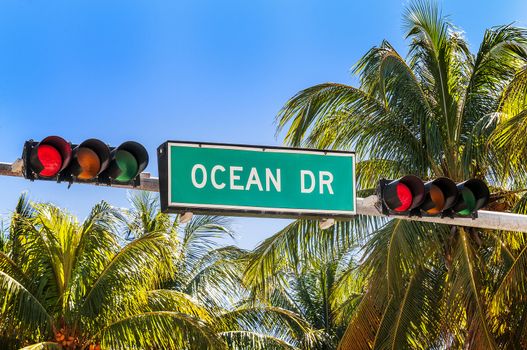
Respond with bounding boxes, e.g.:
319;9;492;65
157;141;356;217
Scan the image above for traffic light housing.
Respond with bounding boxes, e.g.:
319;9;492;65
452;179;490;216
377;176;490;218
381;175;425;213
22;136;148;187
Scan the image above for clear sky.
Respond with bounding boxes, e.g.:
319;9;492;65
0;0;526;249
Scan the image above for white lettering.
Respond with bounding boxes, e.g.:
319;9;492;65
246;167;263;191
266;168;281;192
319;171;334;194
230;166;244;190
191;164;207;189
211;165;226;189
301;170;316;193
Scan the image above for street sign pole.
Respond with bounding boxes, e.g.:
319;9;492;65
0;161;160;192
2;160;527;233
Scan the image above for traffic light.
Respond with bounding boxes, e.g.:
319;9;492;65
380;175;425;213
22;136;148;187
452;179;490;216
377;176;490;218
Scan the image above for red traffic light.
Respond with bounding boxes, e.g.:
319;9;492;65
28;136;72;178
394;183;412;212
382;175;425;213
38;145;62;177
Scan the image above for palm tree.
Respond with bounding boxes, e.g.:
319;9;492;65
123;191;247;313
124;191;325;350
0;192;322;349
249;1;527;348
0;194;227;349
244;220;366;349
2;191;332;350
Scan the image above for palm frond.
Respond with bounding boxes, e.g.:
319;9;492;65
80;231;176;320
145;289;215;324
361;220;446;295
464;24;527;181
0;250;32;290
67;202;122;313
218;306;322;348
275;83;385;148
220;331;299;350
9;193;34;265
490;243;527;323
182;246;247;308
0;220;8;254
330;259;364;326
95;311;225;349
9;203;62;317
19;342;61;350
374;266;444;350
462;25;527;150
338;219;447;350
244;217;380;299
0;270;52;339
448;228;496;349
180;215;234;270
404;0;473;178
337;281;388;350
125;191;174;238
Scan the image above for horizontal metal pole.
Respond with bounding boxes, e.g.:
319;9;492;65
0;160;23;177
357;196;527;233
0;161;160;192
2;161;527;232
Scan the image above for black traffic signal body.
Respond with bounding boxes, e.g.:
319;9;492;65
23;136;148;187
378;176;490;218
381;175;425;213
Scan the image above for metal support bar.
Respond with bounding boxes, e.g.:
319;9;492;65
319;218;336;229
0;161;24;177
357;195;527;233
179;212;194;223
0;161;160;192
2;161;527;232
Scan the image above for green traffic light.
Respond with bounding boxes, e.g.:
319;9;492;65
115;150;138;182
457;188;476;215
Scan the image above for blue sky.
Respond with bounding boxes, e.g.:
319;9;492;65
0;0;525;248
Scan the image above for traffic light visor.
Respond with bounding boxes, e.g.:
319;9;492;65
30;136;72;177
72;139;110;180
453;179;489;215
120;141;148;174
422;177;458;214
383;175;425;212
105;141;149;183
